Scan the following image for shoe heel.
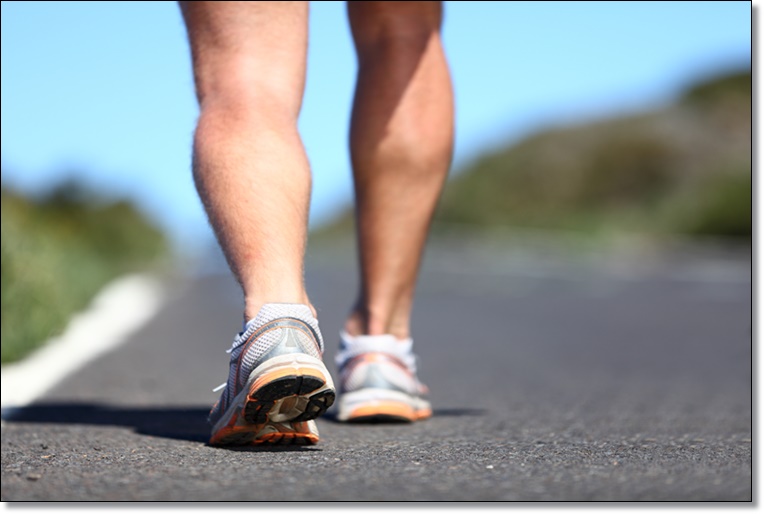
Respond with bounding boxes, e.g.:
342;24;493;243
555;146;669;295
337;388;431;422
242;354;335;424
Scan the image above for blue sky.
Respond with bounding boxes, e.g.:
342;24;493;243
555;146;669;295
1;1;751;250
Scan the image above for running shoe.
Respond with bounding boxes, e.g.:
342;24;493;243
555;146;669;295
209;303;335;446
335;331;431;422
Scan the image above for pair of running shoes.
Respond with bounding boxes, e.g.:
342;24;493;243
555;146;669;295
209;303;431;446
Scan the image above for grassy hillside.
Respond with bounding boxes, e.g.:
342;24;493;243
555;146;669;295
316;69;751;242
1;182;168;363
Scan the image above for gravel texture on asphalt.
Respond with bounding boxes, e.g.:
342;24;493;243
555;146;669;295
1;255;752;501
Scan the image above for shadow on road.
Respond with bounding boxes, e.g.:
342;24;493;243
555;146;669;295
2;403;322;452
3;403;212;444
2;403;486;445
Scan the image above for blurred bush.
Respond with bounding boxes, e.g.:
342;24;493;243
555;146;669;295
314;68;751;243
434;68;751;240
1;181;168;363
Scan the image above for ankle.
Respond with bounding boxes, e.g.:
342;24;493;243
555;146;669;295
245;293;315;322
344;302;410;339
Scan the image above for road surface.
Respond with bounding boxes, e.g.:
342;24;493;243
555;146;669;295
1;243;753;501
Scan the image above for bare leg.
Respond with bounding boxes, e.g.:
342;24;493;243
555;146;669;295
180;1;312;321
345;1;454;339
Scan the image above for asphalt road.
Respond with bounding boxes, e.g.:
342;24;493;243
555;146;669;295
1;245;753;501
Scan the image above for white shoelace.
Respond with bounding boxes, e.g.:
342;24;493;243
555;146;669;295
211;337;239;392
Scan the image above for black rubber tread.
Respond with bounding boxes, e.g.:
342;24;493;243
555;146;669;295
298;376;326;395
243;375;334;425
292;390;335;422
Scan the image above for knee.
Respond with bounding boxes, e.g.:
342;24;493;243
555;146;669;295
193;90;299;153
192;70;300;163
199;85;299;130
193;61;301;126
348;1;443;56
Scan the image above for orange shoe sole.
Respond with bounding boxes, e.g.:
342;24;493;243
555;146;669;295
210;421;319;446
343;400;432;423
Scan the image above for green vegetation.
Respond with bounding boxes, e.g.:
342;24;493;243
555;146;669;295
1;182;168;363
316;69;751;243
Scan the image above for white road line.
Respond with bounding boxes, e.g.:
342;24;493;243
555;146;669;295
0;273;165;416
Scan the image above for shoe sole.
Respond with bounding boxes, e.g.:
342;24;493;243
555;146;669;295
253;430;318;446
336;388;431;423
210;354;335;446
210;421;319;446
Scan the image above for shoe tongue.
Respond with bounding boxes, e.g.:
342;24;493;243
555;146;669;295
337;331;416;372
340;332;413;353
345;333;397;345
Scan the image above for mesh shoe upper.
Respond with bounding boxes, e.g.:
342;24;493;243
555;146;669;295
335;332;428;397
